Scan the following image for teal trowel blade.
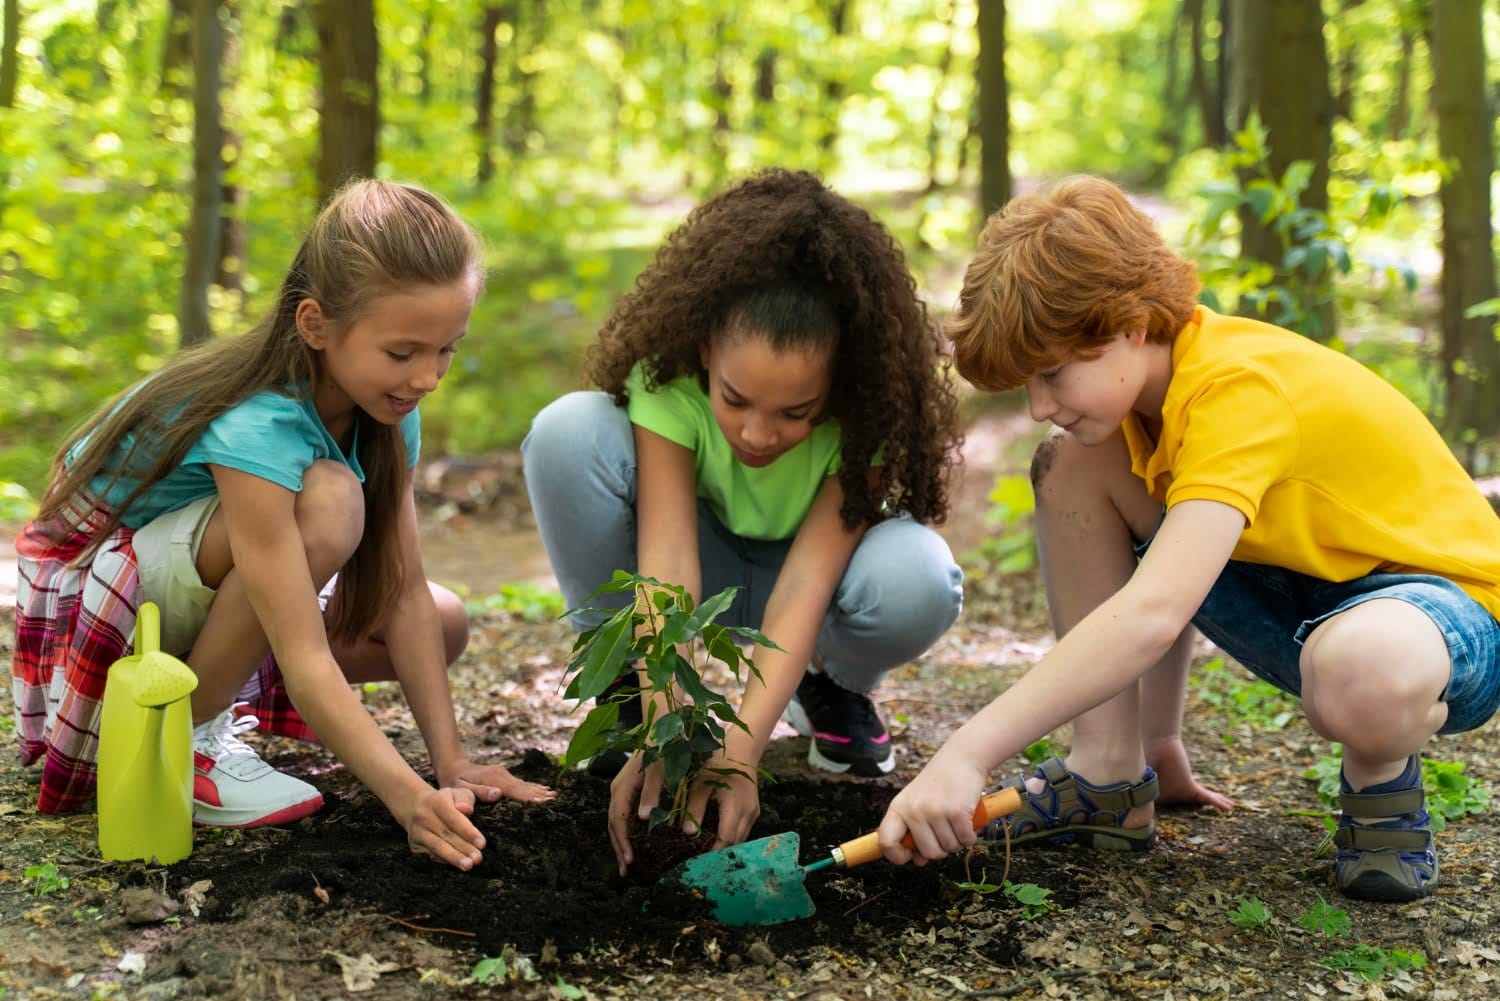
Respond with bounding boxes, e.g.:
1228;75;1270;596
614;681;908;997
671;832;816;926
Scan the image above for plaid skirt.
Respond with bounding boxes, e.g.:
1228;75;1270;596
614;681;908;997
12;495;314;813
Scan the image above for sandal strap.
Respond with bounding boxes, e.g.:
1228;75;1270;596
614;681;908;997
1333;825;1432;853
1339;786;1425;816
1027;756;1158;823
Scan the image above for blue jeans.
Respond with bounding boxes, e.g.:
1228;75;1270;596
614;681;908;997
521;392;964;693
1135;536;1500;734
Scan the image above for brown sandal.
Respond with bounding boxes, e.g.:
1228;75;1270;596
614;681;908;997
981;756;1158;852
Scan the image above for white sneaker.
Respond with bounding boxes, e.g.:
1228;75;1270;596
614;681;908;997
191;705;324;828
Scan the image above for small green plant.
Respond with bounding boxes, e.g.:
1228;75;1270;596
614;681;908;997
963;474;1037;576
1003;880;1055;920
24;863;69;897
1194;657;1297;735
1229;896;1273;930
471;952;507;984
559;571;778;831
1022;737;1055;767
553;974;586;999
1320;944;1426;981
465;582;567;622
953;869;1002;894
1298;896;1351;938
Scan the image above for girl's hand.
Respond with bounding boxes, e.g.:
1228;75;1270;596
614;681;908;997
606;752;666;876
878;753;989;866
1146;735;1234;812
439;758;557;805
401;787;487;871
684;753;760;850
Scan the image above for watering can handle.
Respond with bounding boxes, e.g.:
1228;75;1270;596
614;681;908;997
135;602;162;656
830;787;1025;869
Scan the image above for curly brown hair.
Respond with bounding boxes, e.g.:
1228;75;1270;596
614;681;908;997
585;168;961;528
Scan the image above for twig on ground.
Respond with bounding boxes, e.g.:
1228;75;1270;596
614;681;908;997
967;963;1170;998
841;888;890;917
384;914;477;937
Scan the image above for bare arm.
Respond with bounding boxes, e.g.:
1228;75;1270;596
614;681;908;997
880;499;1246;862
211;466;485;870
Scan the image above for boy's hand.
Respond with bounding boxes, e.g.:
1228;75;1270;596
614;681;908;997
1146;735;1234;812
401;787;487;871
684;752;760;850
440;758;557;805
878;753;989;866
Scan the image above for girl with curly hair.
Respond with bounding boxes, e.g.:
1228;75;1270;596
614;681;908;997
522;168;964;871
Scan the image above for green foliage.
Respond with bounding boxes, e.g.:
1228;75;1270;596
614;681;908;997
1022;737;1055;766
553;975;586;1000
0;482;39;523
1298;896;1351;938
464;582;567;623
559;571;779;831
1320;944;1426;981
1003;880;1055;920
470;953;507;984
1303;747;1491;833
24;863;69;897
1193;657;1297;735
963;473;1037;577
1228;896;1273;930
952;870;1001;894
469;945;538;984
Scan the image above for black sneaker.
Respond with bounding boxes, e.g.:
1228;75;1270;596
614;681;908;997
782;671;895;777
582;678;644;778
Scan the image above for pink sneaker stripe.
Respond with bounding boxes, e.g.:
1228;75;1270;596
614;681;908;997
814;731;853;744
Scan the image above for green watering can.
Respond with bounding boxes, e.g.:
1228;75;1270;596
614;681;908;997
97;602;200;864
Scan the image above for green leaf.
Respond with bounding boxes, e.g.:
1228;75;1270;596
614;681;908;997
1297;896;1351;938
559;703;620;769
652;711;685;746
685;586;739;634
570;614;635;702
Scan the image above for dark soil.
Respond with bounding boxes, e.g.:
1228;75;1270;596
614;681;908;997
3;410;1499;1000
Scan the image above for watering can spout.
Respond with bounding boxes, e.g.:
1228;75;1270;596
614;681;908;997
97;602;200;864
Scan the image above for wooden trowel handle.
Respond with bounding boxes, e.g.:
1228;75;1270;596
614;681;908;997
830;786;1024;869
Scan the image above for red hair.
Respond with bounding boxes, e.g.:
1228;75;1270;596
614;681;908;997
947;176;1200;391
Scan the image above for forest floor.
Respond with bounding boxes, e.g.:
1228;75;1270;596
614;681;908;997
2;404;1499;1001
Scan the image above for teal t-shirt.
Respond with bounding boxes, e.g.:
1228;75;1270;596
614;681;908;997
625;365;842;541
80;388;421;529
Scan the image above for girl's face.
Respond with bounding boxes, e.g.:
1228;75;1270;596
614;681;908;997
1023;329;1150;444
700;333;835;468
298;277;478;436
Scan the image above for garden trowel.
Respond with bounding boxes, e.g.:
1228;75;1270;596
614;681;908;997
671;786;1024;926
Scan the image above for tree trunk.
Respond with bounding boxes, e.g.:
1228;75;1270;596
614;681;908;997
179;0;223;350
1332;0;1364;122
922;3;959;194
161;0;192;96
976;0;1010;219
0;0;19;108
476;5;505;187
216;0;244;298
504;0;538;155
1389;27;1414;139
1227;0;1333;325
818;0;852;161
314;0;378;201
1432;0;1499;463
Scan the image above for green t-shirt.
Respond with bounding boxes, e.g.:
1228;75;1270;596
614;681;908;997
625;365;842;541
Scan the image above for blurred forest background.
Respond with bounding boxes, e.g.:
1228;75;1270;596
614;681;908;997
1;0;1497;522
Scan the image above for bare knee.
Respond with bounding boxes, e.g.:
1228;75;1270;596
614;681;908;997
1301;601;1449;753
1029;427;1076;495
432;583;470;664
295;460;365;584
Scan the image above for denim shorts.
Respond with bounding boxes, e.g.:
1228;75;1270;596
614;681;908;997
1133;536;1500;734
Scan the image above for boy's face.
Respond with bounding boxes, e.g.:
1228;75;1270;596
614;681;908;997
1023;330;1149;444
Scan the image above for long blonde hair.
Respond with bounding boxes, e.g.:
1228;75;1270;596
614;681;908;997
42;179;485;641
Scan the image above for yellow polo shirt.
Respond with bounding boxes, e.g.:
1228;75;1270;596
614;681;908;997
1121;306;1500;622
